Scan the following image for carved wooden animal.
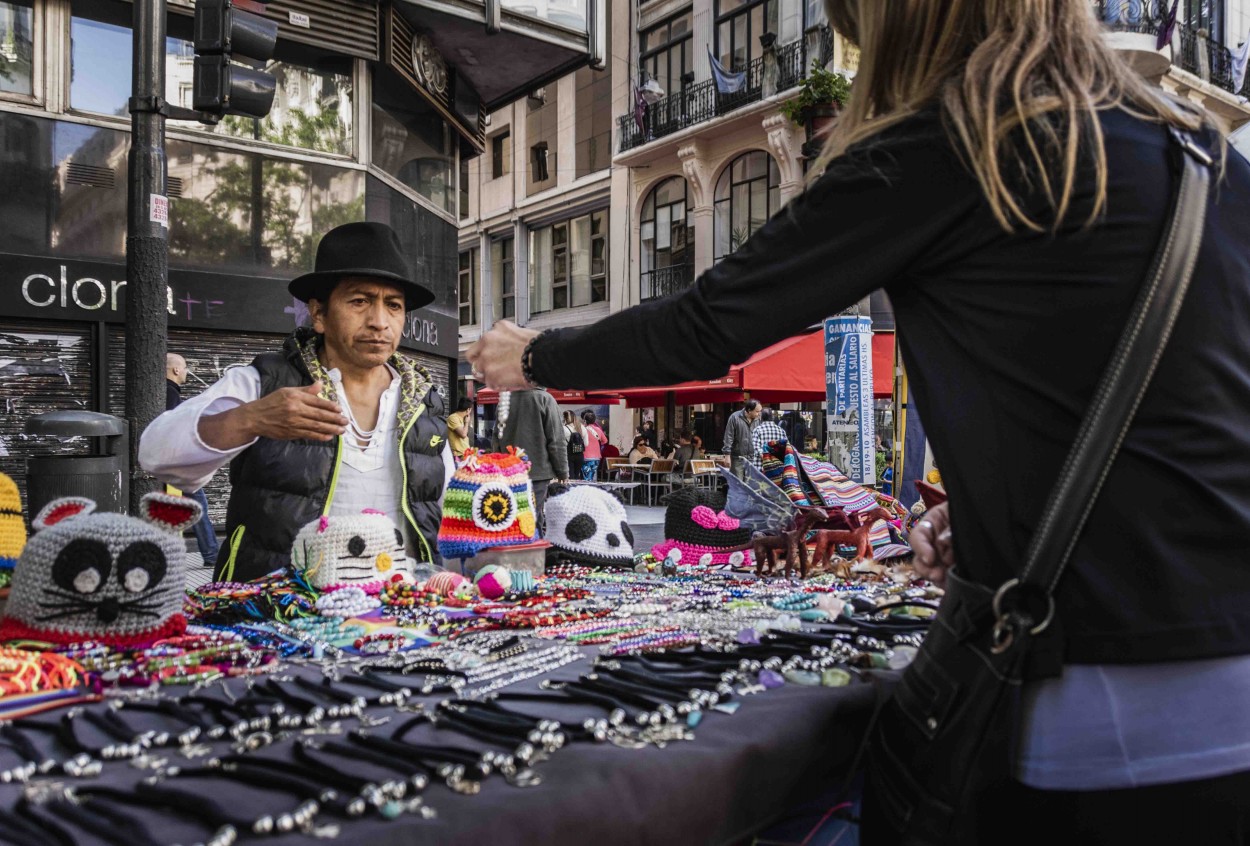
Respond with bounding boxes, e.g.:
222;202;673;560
810;523;875;575
753;507;828;579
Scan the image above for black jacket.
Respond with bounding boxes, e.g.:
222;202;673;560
217;329;447;582
530;110;1250;666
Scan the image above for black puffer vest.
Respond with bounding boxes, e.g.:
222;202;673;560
217;330;446;582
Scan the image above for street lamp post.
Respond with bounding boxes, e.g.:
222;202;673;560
125;0;170;513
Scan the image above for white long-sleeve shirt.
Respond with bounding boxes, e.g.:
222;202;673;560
140;364;453;557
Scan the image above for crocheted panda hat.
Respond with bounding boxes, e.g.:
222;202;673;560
438;448;538;560
544;484;634;569
651;487;752;568
0;472;26;572
291;509;415;590
0;493;199;648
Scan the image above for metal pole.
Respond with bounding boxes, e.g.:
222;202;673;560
126;0;169;514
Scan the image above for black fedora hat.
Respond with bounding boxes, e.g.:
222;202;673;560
288;222;435;311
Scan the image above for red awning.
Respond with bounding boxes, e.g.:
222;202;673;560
473;388;620;405
610;330;896;407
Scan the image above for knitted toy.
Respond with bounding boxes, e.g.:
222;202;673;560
290;510;414;590
544;484;635;569
438;448;537;560
0;493;199;648
0;473;25;573
651;487;753;568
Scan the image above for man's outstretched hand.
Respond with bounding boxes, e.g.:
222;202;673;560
199;383;348;450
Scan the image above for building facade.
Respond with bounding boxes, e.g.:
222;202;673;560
459;0;1250;455
0;0;602;520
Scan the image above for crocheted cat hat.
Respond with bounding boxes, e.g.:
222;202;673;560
438;448;538;560
0;493;199;647
544;484;634;569
0;472;26;572
291;509;415;590
651;487;753;568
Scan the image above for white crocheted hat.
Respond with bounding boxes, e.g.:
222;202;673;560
543;484;634;568
291;509;415;589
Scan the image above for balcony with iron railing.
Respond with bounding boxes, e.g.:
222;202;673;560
1092;0;1249;97
641;264;695;301
619;26;831;152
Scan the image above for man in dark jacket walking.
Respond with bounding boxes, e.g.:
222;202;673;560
723;399;760;479
498;389;567;528
141;223;453;582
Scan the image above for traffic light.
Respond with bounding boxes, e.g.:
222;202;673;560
192;0;279;119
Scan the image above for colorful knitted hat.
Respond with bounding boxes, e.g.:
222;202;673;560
438;448;538;560
544;484;634;569
652;487;753;568
0;473;25;572
0;493;198;647
291;509;415;590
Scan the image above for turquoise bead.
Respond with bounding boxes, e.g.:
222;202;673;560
799;609;829;622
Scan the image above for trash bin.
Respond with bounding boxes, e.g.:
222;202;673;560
24;411;129;517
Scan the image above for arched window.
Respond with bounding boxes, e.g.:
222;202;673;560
713;151;779;263
640;177;692;300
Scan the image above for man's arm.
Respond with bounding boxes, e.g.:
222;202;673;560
449;412;468;439
723;415;737;454
141;368;348;489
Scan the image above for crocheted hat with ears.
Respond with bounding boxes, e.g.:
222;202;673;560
544;484;634;569
0;493;199;648
0;472;26;572
438;447;538;560
651;487;753;568
291;510;415;590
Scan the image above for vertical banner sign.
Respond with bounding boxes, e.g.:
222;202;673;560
825;316;875;485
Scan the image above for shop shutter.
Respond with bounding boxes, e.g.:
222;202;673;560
0;321;94;517
165;0;380;60
109;328;450;528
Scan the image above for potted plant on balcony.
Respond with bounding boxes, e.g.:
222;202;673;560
779;61;850;141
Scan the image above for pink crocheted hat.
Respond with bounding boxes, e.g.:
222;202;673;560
651;488;753;568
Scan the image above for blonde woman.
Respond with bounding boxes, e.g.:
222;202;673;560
471;0;1250;840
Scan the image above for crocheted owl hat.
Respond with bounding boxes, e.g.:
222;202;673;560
0;493;199;647
651;487;753;568
544;484;634;569
438;448;538;560
0;473;26;572
291;509;415;591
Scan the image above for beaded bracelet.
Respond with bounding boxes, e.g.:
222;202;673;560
521;330;552;389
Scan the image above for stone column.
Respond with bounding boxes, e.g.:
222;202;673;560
678;142;715;276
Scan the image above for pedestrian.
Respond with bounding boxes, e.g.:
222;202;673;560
164;353;219;569
749;409;787;469
142;222;453;582
497;389;567;527
466;0;1250;838
782;410;809;455
562;410;585;480
447;396;472;462
721;400;760;479
580;409;607;481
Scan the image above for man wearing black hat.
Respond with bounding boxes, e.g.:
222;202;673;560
141;222;452;582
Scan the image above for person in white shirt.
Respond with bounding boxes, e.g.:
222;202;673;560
140;222;453;582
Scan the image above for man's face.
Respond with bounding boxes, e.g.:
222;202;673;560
310;277;406;370
746;407;761;422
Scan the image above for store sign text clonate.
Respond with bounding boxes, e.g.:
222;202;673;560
1;253;457;358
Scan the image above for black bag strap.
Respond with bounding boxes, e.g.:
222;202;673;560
992;129;1213;645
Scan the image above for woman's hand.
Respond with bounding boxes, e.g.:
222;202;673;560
465;321;540;391
910;502;954;588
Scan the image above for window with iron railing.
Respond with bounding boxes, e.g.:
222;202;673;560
640;11;693;98
715;0;779;72
640;176;693;301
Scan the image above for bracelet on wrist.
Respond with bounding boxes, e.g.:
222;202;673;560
521;331;552;389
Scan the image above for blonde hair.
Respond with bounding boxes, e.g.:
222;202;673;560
817;0;1217;232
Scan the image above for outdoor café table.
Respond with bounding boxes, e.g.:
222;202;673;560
3;649;881;846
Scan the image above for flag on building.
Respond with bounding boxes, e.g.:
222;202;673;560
707;46;746;94
633;85;647;135
1157;0;1180;51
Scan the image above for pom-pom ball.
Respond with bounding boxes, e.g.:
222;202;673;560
473;565;513;600
426;571;469;597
